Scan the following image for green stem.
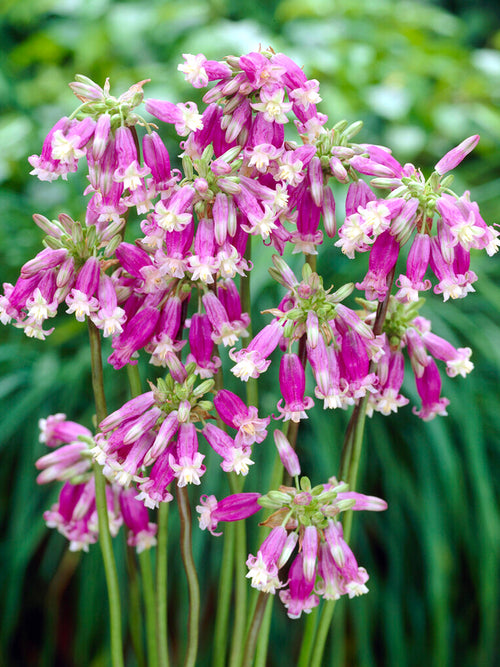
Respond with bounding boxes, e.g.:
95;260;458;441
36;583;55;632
304;252;317;273
126;362;162;666
253;595;273;667
212;521;236;667
88;320;124;667
125;546;146;667
139;550;159;667
228;474;247;667
126;363;143;398
157;502;170;667
88;320;108;424
309;601;338;667
297;606;319;667
177;485;200;667
241;592;269;667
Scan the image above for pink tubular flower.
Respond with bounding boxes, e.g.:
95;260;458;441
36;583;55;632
196;492;262;536
213;389;269;447
273;430;301;477
338;331;378;402
434;134;480;175
119;487;157;552
202;291;241;347
29;117;94;181
229;319;284;381
43;480;122;552
107;305;160;369
202;423;254;475
420;329;473;378
345;180;377;217
65;256;100;322
307;336;346;410
186;313;221;377
142;131;172;193
153;185;194;233
91;273;126;338
395;233;432;302
145;99;203;136
276;353;314;422
177;53;231;89
217;279;250;336
324;521;369;598
113;126;150;191
334;491;388;512
136;445;176;508
100;392;156;432
146;295;185;367
36;442;90;484
279;552;319;619
413;358;450;421
169;423;205;487
246;526;288;593
40;413;93;448
355;231;400;301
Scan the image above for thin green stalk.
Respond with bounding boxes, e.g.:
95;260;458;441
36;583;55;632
212;521;236;667
157;502;170;667
241;592;269;667
139;550;159;667
88;320;108;424
177;485;200;667
88;320;124;667
126;362;164;667
305;252;317;273
342;398;369;542
213;355;249;667
126;363;143;398
253;595;273;667
309;600;338;667
297;606;319;667
42;551;80;667
308;397;369;667
125;545;146;667
228;473;248;667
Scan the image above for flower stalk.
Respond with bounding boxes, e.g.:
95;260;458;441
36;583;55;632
88;319;124;667
177;485;200;667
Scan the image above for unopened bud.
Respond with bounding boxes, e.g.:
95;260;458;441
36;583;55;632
273;430;301;477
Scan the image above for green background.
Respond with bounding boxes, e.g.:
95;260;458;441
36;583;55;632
1;0;500;665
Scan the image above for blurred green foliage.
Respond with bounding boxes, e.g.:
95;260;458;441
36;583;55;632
1;1;499;666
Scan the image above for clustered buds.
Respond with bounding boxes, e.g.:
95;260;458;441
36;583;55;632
209;474;387;618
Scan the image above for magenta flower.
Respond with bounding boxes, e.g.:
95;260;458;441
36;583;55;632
119;487;157;552
276;353;314;422
246;526;288;593
196;492;262;536
229;320;284;381
279;552;319;619
213;389;269;448
413;358;450;421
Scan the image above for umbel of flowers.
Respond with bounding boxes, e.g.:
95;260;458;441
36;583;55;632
198;432;387;618
4;45;497;666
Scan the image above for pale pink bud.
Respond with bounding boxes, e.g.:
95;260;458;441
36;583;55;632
434;135;480;175
273;430;301;477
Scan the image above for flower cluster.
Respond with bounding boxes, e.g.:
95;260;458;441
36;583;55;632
10;47;495;622
36;414;157;552
197;437;387;619
91;366;269;507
